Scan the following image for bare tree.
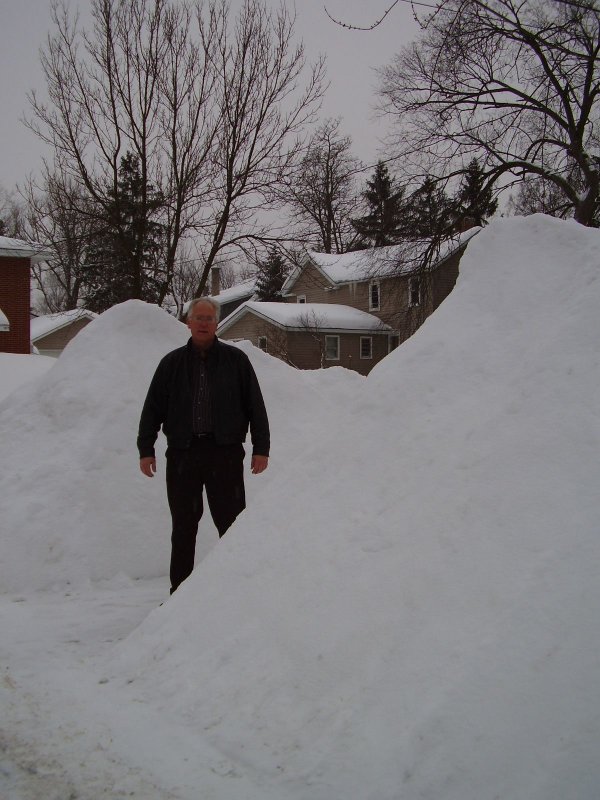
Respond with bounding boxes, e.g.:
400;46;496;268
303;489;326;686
378;0;600;225
282;118;362;253
507;174;576;218
21;172;99;311
28;0;324;306
27;0;221;304
299;309;328;367
0;187;25;238
193;0;326;295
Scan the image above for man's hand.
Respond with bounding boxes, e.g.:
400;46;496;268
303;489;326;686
251;455;269;475
140;456;156;477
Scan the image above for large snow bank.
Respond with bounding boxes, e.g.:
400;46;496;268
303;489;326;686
0;300;362;591
0;352;55;402
1;214;598;799
100;215;600;799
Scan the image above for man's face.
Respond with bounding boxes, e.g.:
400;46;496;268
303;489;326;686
187;302;218;349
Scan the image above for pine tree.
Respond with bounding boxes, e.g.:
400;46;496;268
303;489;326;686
351;161;404;247
453;159;498;227
82;153;166;312
403;176;453;239
254;249;287;301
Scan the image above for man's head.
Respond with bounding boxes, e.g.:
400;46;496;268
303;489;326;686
186;298;220;350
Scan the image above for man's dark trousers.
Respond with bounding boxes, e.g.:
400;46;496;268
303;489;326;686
166;435;245;593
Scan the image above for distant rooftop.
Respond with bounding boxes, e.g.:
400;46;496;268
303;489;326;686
30;309;97;341
0;236;52;262
283;229;481;292
211;277;256;305
219;301;391;334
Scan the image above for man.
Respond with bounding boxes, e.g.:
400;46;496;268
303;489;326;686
137;297;270;594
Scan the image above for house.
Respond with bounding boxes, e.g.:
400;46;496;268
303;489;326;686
30;309;98;357
0;236;52;354
281;230;479;340
218;230;479;374
217;301;391;376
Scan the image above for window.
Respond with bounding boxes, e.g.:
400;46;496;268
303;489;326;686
297;295;307;304
409;276;421;307
325;335;340;361
388;334;400;353
369;281;380;311
360;337;373;359
257;336;268;352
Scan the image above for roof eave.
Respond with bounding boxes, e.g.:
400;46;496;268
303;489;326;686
30;311;96;342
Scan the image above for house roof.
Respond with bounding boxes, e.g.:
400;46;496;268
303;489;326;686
0;236;52;262
0;307;8;331
218;301;391;335
181;278;257;318
282;229;481;294
211;277;256;306
30;309;97;342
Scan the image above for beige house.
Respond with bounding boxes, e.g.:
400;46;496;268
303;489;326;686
218;231;478;374
218;301;391;376
30;309;97;357
281;230;479;339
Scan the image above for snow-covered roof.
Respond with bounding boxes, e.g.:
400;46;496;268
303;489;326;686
218;301;391;334
282;229;481;293
211;277;256;305
181;278;257;318
30;309;97;342
0;307;9;331
0;236;52;262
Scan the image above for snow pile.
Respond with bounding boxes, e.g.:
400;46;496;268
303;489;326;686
0;352;54;402
102;215;600;798
0;300;362;591
1;214;599;798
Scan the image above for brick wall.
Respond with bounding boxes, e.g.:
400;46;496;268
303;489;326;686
0;257;31;354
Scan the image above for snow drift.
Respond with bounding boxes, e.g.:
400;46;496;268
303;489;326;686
101;215;599;799
1;214;598;798
0;301;361;591
0;352;54;403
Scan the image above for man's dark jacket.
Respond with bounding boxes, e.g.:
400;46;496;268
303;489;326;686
137;338;270;459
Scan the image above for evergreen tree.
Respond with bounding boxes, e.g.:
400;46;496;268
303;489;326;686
402;176;453;239
254;249;287;301
453;159;498;227
351;161;404;247
82;153;166;312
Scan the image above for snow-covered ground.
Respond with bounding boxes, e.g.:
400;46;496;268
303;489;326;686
0;352;54;403
1;214;599;799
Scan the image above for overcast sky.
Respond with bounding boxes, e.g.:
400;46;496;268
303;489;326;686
0;0;419;192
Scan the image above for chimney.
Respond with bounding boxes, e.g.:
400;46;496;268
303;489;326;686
456;215;477;234
211;266;221;296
